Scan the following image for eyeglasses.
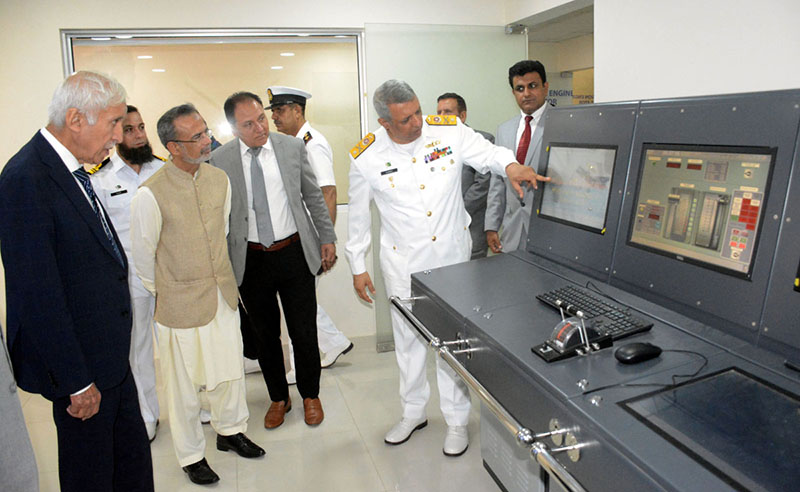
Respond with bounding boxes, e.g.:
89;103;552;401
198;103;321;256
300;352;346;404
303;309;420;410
170;128;212;144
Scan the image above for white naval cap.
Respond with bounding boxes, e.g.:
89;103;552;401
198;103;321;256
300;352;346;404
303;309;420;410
266;86;312;109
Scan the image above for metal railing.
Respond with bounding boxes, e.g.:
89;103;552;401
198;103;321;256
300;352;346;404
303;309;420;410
390;296;586;492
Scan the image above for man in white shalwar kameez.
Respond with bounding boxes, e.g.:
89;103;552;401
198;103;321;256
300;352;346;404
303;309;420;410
131;104;265;486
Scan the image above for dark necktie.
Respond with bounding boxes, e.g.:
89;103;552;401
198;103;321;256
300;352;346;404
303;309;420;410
516;115;534;165
248;147;275;247
72;167;124;266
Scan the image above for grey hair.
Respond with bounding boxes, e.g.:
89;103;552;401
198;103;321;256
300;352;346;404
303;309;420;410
47;71;127;128
157;103;199;147
373;79;417;121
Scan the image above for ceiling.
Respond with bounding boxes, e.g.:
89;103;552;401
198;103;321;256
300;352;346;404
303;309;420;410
522;5;594;43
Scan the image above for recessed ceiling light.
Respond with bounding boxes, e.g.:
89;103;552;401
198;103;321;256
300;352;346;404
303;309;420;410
137;55;153;59
298;34;310;37
271;66;284;70
280;52;294;57
91;37;111;41
116;35;133;39
152;69;166;73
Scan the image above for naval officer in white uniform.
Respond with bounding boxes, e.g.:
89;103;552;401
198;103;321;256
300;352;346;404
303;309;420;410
91;105;164;441
267;86;354;385
345;79;548;456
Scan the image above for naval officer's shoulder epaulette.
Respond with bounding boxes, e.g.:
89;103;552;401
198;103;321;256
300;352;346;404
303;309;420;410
303;131;313;145
86;157;111;175
153;154;167;162
350;133;375;159
426;114;457;126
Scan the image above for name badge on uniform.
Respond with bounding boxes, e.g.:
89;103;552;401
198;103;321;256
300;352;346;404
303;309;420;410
110;189;128;197
381;168;398;175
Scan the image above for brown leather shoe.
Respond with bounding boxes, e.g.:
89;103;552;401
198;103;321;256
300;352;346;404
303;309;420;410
264;397;291;429
303;397;324;426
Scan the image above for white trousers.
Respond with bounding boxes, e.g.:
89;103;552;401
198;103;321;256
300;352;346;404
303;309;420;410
129;295;159;426
288;276;351;372
385;274;471;426
156;295;249;467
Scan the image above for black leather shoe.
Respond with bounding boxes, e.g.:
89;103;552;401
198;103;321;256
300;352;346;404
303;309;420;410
182;458;219;485
216;432;266;458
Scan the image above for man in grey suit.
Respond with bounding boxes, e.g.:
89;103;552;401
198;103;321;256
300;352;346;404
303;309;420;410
210;92;336;429
436;92;494;259
485;60;551;253
0;325;38;492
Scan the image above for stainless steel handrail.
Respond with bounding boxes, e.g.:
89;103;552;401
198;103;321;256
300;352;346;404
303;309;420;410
390;296;586;492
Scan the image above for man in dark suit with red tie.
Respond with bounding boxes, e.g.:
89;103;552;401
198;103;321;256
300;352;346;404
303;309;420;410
0;71;153;492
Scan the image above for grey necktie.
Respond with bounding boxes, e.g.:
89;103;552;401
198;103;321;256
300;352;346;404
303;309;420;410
249;146;275;246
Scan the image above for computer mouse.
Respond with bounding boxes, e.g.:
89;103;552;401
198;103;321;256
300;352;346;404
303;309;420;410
614;342;662;364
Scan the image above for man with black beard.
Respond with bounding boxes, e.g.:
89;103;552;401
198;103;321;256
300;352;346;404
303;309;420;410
91;105;165;441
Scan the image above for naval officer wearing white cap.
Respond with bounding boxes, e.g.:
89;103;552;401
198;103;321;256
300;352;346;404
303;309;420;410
267;86;354;384
345;79;548;456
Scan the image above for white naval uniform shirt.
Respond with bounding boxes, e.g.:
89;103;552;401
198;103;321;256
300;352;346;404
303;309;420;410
345;116;516;282
296;121;336;187
92;152;164;298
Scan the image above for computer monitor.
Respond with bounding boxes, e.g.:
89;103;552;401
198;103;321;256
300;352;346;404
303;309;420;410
538;143;617;234
628;143;775;279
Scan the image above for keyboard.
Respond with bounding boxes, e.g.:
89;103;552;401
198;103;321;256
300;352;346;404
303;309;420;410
536;285;653;340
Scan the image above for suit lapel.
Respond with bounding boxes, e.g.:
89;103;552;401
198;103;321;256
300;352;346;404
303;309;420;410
35;134;124;268
228;142;249;211
270;133;294;192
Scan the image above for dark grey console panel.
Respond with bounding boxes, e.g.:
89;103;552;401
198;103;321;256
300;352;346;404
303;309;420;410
529;102;639;281
405;90;800;492
611;90;800;340
760;120;800;353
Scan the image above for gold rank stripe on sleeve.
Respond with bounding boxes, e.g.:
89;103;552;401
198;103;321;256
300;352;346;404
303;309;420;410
303;131;313;145
425;114;457;126
86;157;111;174
153;154;167;162
350;133;375;159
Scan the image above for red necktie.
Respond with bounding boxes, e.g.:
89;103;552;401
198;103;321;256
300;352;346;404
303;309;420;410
516;115;533;165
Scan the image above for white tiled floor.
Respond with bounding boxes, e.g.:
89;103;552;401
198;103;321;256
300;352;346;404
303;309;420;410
20;335;500;491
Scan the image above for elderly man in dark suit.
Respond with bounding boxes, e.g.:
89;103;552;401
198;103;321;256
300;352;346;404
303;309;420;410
210;91;336;429
0;71;153;492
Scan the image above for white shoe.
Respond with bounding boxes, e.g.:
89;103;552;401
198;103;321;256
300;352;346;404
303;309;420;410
200;409;212;424
384;417;428;445
145;420;158;442
286;370;297;385
443;426;469;456
321;341;354;368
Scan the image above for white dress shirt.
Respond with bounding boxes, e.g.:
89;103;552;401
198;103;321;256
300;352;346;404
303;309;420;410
295;121;336;187
514;103;547;151
238;137;298;243
92;152;164;298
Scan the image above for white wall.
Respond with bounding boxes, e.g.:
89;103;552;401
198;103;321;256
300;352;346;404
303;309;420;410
595;0;800;102
0;0;509;332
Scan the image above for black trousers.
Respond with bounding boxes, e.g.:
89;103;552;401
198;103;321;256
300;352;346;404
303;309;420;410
240;239;320;402
52;368;153;492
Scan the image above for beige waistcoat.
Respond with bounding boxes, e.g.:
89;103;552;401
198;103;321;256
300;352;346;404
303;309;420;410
145;162;238;328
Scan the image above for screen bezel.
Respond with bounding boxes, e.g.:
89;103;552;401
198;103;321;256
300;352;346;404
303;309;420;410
626;142;777;280
619;367;800;492
536;142;619;235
